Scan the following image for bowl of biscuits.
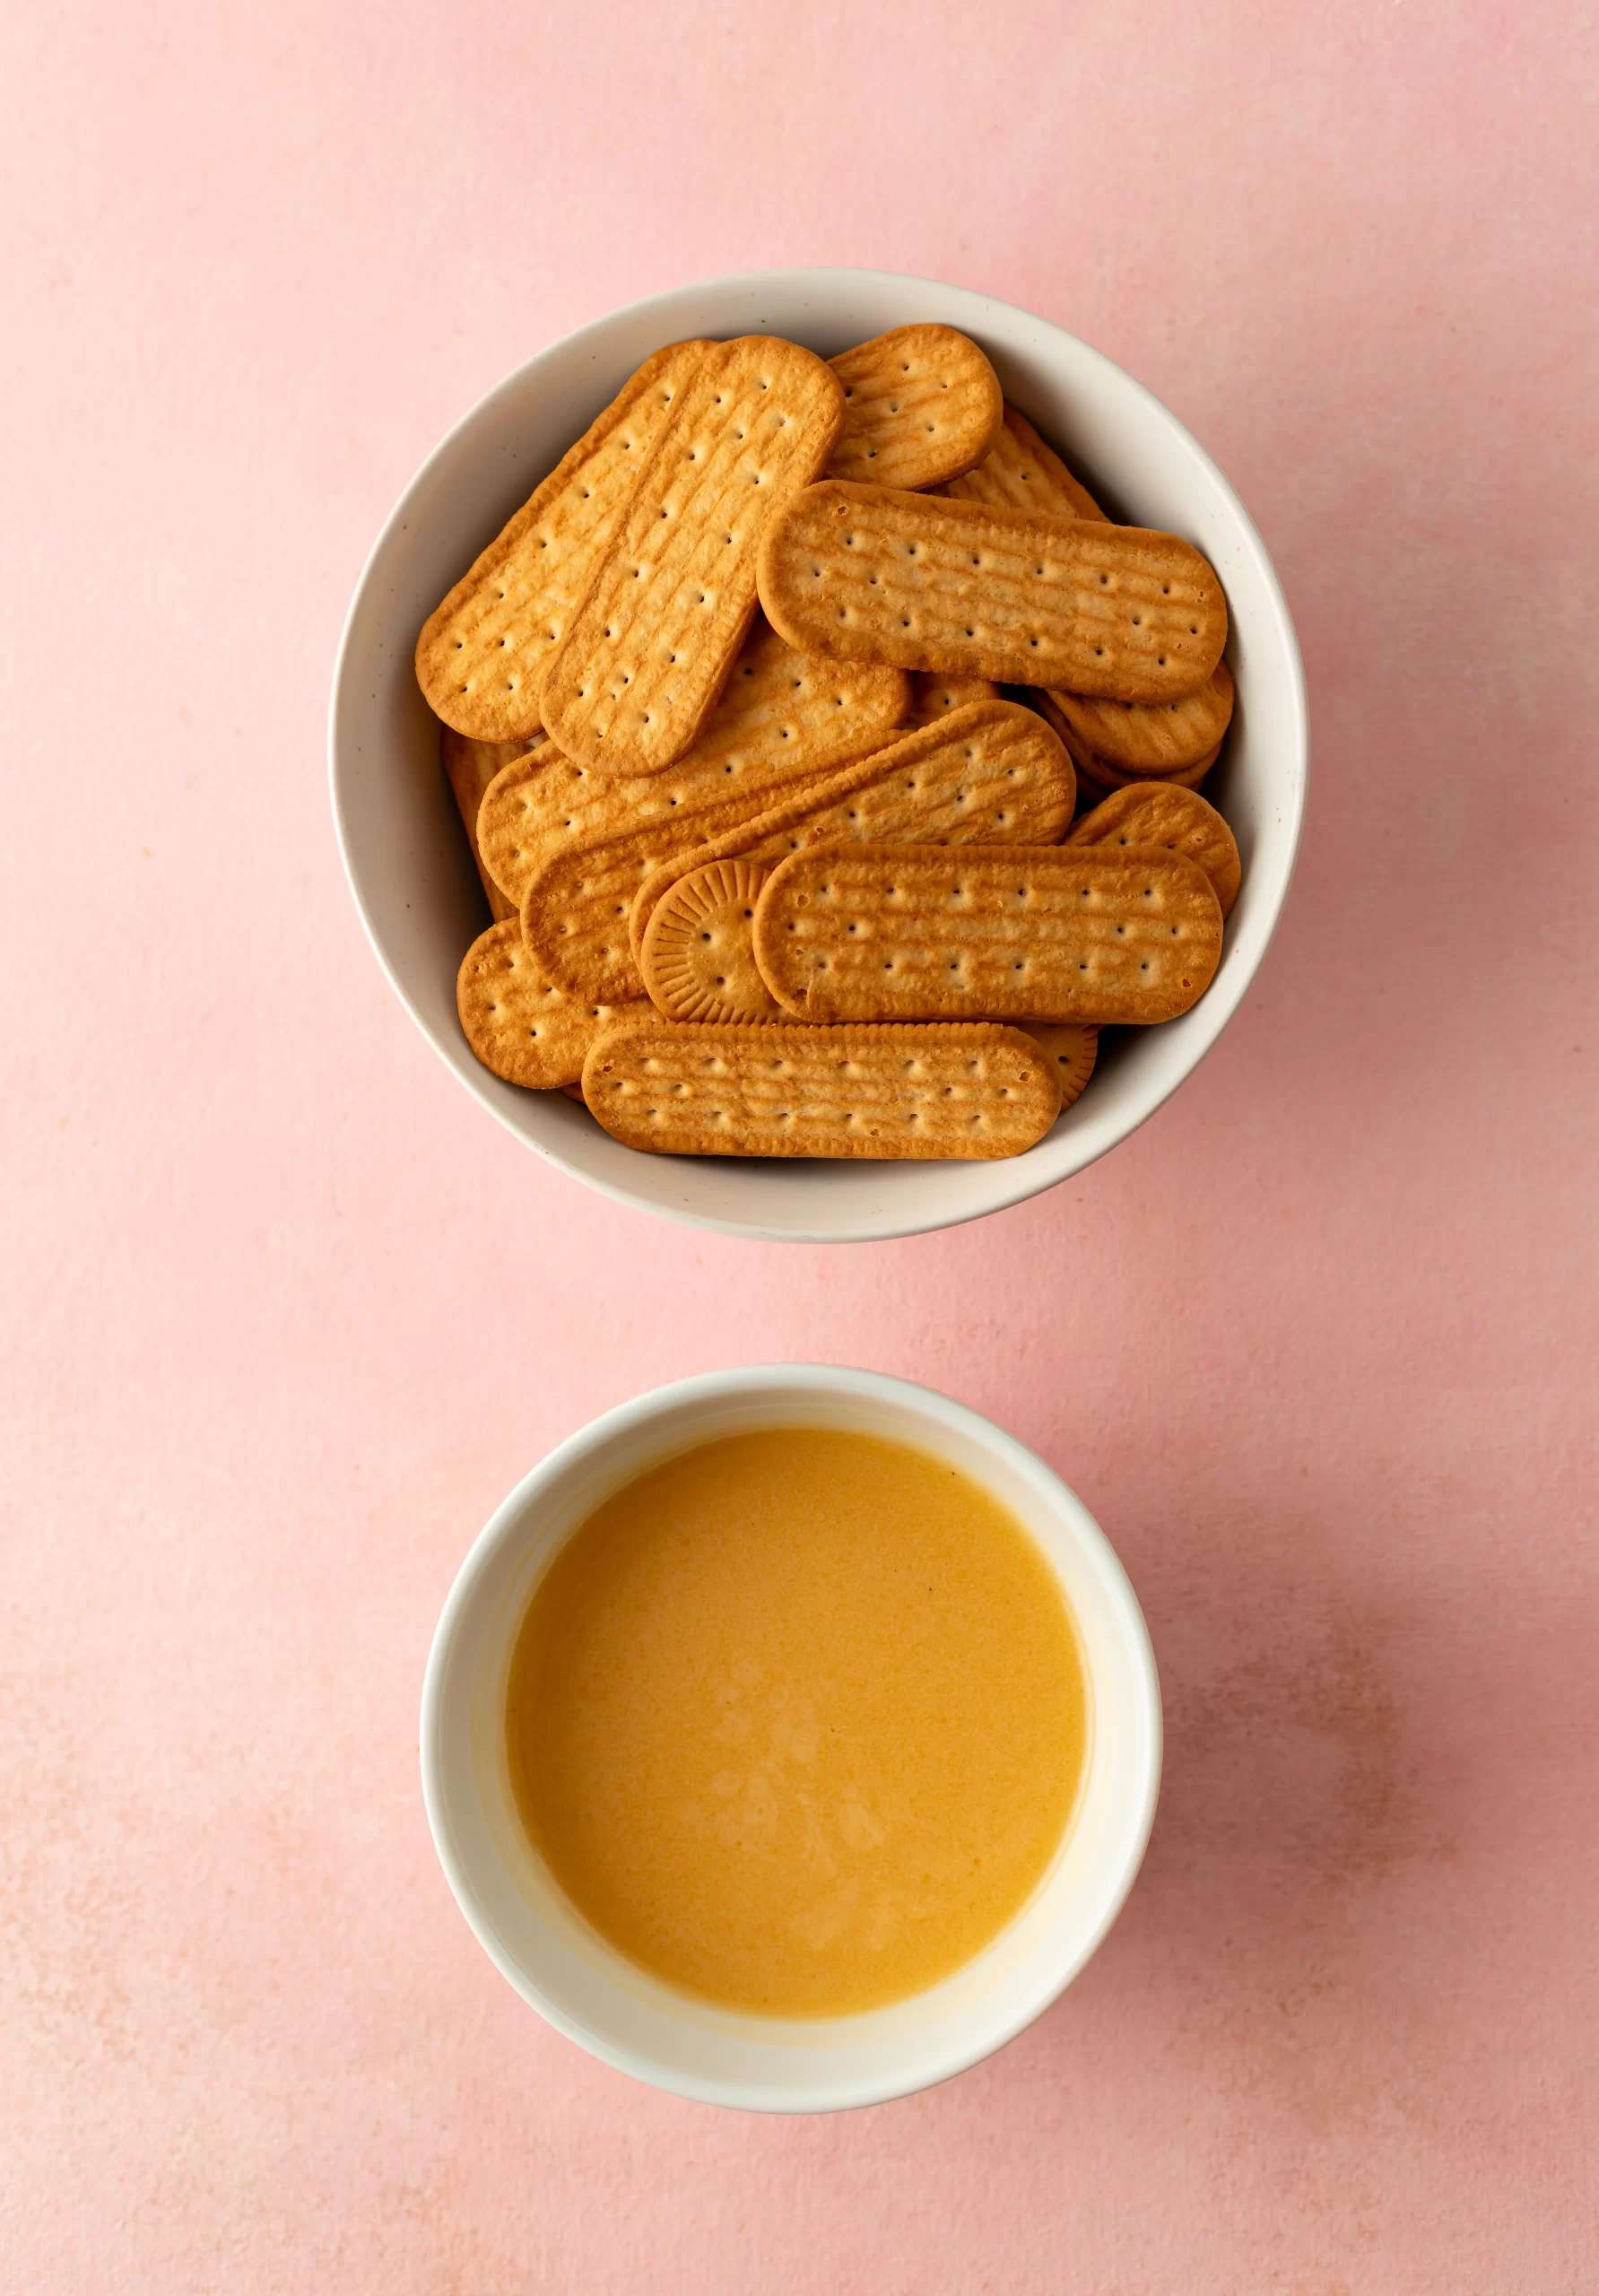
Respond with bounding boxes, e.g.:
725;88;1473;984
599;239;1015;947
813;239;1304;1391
330;268;1306;1242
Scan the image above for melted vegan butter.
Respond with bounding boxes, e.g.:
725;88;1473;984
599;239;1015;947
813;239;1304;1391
506;1427;1087;2016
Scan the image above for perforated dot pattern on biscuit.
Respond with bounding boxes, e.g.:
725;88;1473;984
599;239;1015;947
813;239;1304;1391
582;1022;1060;1159
752;842;1223;1027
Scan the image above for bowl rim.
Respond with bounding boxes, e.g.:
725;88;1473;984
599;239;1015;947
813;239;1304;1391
419;1362;1163;2111
330;265;1308;1243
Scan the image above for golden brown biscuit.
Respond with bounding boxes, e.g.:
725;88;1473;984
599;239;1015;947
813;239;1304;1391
826;326;1003;490
640;861;784;1024
540;338;846;774
942;404;1108;521
1066;782;1241;916
1031;690;1219;796
1017;1022;1099;1107
1047;660;1233;772
441;725;540;920
477;618;908;906
627;699;1076;966
758;481;1228;702
909;671;1001;720
417;342;713;740
456;919;651;1088
582;1021;1060;1159
752;842;1222;1026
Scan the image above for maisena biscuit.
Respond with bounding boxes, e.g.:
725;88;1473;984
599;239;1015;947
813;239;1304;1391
441;725;540;920
758;481;1228;701
826;326;1003;491
628;699;1077;963
909;672;1001;720
1018;1022;1099;1107
476;617;908;907
1032;689;1220;797
540;338;846;774
456;919;652;1089
1048;660;1234;773
1066;781;1241;916
417;341;712;742
639;861;784;1025
581;1021;1061;1159
752;842;1223;1025
942;404;1108;522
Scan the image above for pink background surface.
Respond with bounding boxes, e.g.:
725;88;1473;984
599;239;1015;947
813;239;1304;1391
4;2;1597;2287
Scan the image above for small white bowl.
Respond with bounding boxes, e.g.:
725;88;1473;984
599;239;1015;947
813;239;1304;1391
332;268;1306;1242
421;1365;1160;2113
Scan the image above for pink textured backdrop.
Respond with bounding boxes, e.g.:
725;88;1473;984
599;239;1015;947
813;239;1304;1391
4;1;1596;2288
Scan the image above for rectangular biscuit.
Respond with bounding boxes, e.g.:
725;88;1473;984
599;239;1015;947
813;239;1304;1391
515;736;891;1005
539;337;846;774
582;1021;1061;1159
909;671;1000;720
1065;781;1240;915
826;326;1003;490
456;918;651;1088
1047;659;1234;773
417;341;713;741
441;725;538;920
630;698;1076;961
758;479;1228;702
476;616;908;906
752;842;1223;1025
942;404;1109;521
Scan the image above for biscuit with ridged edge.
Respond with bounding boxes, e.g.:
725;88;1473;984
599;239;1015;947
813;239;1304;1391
640;861;783;1024
417;342;714;741
456;919;651;1088
942;404;1108;522
1018;1022;1099;1107
825;326;1003;490
581;1021;1060;1159
441;725;541;920
1032;691;1220;798
752;841;1222;1026
539;337;846;774
758;480;1227;702
514;723;904;1007
477;618;908;905
1048;659;1234;772
628;699;1076;964
1066;782;1240;916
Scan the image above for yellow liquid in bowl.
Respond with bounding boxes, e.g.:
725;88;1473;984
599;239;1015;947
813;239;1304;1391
505;1427;1088;2017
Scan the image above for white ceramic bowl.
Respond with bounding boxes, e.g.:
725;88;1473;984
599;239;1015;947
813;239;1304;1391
332;268;1307;1242
421;1365;1160;2113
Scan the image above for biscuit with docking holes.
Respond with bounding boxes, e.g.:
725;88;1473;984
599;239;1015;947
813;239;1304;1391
825;326;1003;490
909;671;1000;720
951;416;1233;771
758;481;1227;701
539;338;846;773
442;725;541;919
1066;782;1240;916
1018;1022;1099;1107
639;861;784;1024
1049;659;1234;772
1031;690;1220;797
456;919;651;1088
477;618;908;905
417;341;714;741
629;699;1076;967
942;404;1109;521
752;842;1222;1025
581;1021;1060;1159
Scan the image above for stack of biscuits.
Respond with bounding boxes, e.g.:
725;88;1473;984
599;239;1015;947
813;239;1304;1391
418;328;1238;1161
